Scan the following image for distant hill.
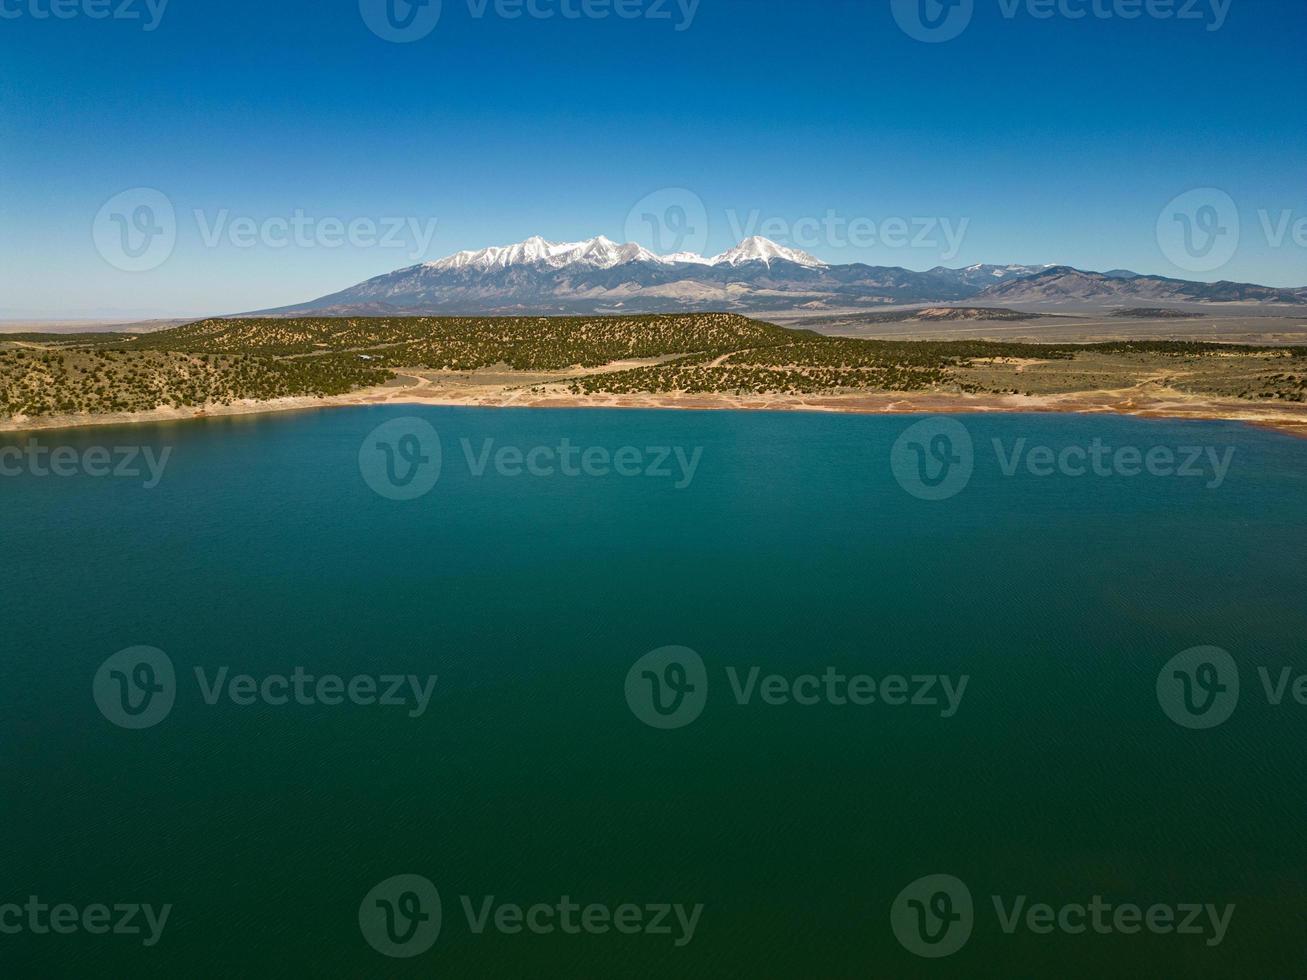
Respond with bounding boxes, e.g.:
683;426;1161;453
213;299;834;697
1108;308;1208;319
976;267;1307;307
879;307;1054;322
787;307;1056;327
0;318;188;335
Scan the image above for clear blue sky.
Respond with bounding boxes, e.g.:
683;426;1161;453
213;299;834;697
1;0;1304;317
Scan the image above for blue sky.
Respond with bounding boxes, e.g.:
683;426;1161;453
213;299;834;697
1;0;1304;317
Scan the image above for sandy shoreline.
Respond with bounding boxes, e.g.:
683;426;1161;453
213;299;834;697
5;370;1307;439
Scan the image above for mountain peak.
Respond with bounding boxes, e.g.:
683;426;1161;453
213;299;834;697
710;236;826;268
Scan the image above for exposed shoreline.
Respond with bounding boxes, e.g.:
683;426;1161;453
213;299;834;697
5;372;1307;439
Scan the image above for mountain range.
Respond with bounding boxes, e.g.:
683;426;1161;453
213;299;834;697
257;236;1307;316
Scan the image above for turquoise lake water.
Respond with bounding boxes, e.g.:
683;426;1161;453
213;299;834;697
2;406;1306;977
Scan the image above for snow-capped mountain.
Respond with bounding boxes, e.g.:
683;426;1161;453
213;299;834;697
429;236;663;272
710;236;825;268
424;234;825;272
255;235;1306;316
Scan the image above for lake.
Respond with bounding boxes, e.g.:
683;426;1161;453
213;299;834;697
2;406;1305;977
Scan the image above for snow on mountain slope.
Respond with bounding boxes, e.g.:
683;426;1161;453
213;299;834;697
708;236;826;268
427;236;664;271
424;234;825;272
